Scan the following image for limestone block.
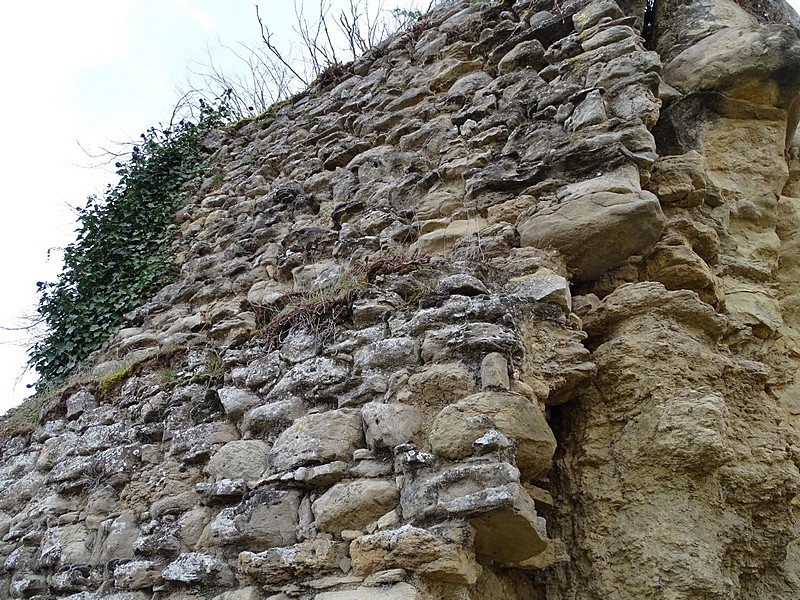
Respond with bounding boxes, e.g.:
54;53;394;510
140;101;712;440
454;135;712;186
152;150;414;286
435;274;488;297
238;539;348;584
162;552;231;584
114;560;164;590
724;281;784;333
352;293;404;327
406;362;477;407
572;0;624;33
66;390;97;420
9;574;47;598
430;59;485;92
211;587;261;600
93;510;139;564
421;323;521;363
429;391;556;479
480;353;510;391
218;387;264;421
151;490;200;519
271;409;364;472
446;71;493;100
293;461;349;486
361;402;422;449
350;522;482;585
0;511;10;539
413;219;488;255
267;357;350;401
247;281;284;307
399;458;547;563
313;479;399;533
279;328;319;363
504;271;572;312
205;440;270;482
663;25;800;107
175;506;211;550
168;422;238;462
564;90;607;132
39;524;92;566
315;582;421;600
49;564;101;592
244;354;282;391
210;489;301;551
518;190;665;281
195;478;248;502
354;337;420;372
497;39;547;75
464;483;549;563
580;25;638;52
641;241;725;309
241;399;306;439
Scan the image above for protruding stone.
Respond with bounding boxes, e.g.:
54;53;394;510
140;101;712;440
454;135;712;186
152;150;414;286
238;539;347;584
498;39;547;74
162;552;231;584
505;271;572;312
218;387;263;421
480;353;510;390
66;390;97;420
271;410;364;472
316;582;422;600
436;274;489;297
206;440;270;482
572;0;624;33
354;337;420;372
313;479;399;533
518;191;665;281
362;402;423;449
114;560;164;590
429;391;556;479
350;522;482;585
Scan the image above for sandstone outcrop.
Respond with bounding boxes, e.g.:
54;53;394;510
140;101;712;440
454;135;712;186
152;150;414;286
3;0;800;598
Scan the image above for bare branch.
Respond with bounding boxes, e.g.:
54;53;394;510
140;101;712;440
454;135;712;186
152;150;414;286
257;4;309;85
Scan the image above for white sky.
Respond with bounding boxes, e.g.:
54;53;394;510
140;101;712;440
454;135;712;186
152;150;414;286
1;0;800;415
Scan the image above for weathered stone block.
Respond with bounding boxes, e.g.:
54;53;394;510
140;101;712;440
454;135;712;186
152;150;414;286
429;391;556;479
271;409;364;472
362;403;422;450
205;440;270;482
350;522;481;585
313;479;399;533
162;552;232;584
518;191;665;281
315;582;422;600
218;387;264;421
238;539;348;583
210;489;301;551
114;560;164;590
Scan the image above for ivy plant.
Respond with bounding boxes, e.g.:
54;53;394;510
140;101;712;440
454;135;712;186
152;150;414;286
29;99;229;387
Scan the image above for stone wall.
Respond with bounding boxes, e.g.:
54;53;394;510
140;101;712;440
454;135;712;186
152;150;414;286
2;0;800;599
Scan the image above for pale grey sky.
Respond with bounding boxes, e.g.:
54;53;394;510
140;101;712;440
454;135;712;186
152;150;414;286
1;0;799;415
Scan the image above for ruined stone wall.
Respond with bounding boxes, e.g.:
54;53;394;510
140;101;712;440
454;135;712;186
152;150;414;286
2;0;800;599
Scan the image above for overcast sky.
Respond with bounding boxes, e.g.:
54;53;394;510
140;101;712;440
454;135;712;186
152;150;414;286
1;0;800;415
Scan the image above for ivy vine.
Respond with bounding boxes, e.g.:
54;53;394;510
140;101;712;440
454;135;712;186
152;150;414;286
30;99;229;387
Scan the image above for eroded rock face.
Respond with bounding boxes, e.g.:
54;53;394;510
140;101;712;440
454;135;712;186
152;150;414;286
4;0;800;598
